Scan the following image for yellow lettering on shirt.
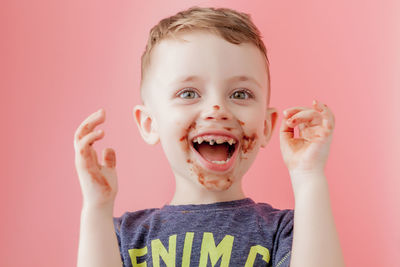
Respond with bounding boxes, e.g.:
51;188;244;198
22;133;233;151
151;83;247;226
129;246;148;267
182;232;194;267
127;232;272;266
199;232;234;267
244;245;270;266
151;234;177;267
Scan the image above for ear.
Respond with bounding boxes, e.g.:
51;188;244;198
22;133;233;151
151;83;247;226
133;105;160;145
260;107;279;148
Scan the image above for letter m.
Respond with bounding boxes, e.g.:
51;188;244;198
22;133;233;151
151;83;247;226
199;232;234;267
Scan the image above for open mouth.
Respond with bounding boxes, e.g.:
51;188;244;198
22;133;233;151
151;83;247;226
190;134;239;171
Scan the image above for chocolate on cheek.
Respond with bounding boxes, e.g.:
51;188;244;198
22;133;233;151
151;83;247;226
241;133;258;154
179;122;197;152
180;134;189;151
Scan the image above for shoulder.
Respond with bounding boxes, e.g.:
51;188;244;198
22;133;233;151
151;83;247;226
253;202;294;222
113;208;159;232
249;202;294;237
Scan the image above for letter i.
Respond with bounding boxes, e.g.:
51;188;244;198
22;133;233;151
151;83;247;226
182;232;194;267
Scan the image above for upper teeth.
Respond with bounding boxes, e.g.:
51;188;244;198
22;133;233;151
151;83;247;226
193;136;236;145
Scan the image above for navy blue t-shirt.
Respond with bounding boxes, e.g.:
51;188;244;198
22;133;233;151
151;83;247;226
113;198;294;267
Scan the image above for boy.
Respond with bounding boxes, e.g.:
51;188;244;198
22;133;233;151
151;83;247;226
74;6;344;267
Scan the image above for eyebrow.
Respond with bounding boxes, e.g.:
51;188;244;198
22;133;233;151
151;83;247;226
171;75;262;88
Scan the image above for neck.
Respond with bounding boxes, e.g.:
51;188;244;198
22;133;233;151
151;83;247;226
169;175;246;205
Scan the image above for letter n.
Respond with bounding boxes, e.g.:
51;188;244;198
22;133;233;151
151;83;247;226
151;235;177;267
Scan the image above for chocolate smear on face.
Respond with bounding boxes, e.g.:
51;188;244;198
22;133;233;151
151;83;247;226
191;162;233;191
182;121;234;191
180;122;196;152
241;133;258;154
202;177;232;191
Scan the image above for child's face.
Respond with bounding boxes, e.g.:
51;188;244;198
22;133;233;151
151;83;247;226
137;31;278;191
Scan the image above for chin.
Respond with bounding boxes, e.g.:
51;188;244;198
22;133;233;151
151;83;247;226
199;176;233;191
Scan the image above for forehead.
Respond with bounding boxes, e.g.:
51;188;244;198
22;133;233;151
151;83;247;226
147;31;269;89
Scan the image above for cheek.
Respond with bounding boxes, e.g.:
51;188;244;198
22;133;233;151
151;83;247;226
241;133;258;154
179;121;196;152
236;109;265;156
157;106;198;160
235;104;264;125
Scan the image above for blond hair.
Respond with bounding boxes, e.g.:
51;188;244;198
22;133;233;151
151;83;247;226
140;6;271;105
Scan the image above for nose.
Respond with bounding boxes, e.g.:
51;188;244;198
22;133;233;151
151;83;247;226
201;103;232;121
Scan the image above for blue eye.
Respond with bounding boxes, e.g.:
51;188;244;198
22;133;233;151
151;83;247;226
178;89;199;99
231;89;253;99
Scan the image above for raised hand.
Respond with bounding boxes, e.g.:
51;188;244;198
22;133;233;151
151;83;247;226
279;100;335;176
73;108;118;208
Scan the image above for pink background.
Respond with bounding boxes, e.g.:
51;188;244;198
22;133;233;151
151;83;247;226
1;0;399;266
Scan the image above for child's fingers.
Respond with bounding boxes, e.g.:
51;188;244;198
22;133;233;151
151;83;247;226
80;129;104;147
312;99;332;113
313;100;335;130
283;107;308;118
74;108;105;143
321;116;335;131
102;148;116;168
301;125;331;141
286;109;322;128
312;100;324;112
284;100;330;118
76;130;105;158
91;148;100;168
280;114;295;140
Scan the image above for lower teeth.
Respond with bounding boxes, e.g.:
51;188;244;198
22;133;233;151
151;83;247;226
211;160;226;164
211;156;232;165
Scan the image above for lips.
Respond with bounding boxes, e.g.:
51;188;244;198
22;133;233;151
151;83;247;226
189;131;240;172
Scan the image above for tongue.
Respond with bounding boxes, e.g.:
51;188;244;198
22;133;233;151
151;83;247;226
197;143;229;161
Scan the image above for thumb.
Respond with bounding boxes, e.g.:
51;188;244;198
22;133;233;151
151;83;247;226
103;148;116;168
280;116;294;143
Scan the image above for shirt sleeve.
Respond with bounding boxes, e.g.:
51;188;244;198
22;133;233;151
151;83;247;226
113;216;124;264
272;209;294;267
